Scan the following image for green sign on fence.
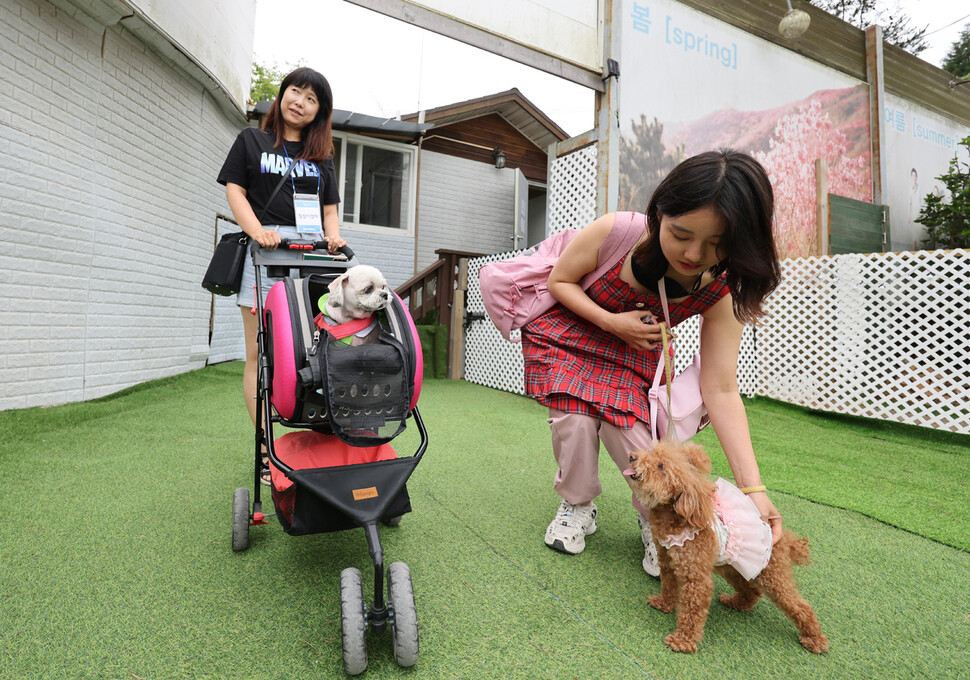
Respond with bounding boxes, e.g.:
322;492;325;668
829;194;890;254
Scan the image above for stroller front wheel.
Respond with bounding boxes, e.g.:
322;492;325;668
339;567;368;675
231;487;250;552
387;562;419;667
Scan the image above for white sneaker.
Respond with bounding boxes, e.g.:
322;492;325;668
545;500;597;554
639;516;660;578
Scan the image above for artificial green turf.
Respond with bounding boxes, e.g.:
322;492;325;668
0;364;967;679
695;395;970;552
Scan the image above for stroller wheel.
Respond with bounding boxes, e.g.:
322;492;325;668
387;562;419;667
231;487;250;552
382;515;403;527
339;568;368;675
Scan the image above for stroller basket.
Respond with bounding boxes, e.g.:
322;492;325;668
268;430;413;536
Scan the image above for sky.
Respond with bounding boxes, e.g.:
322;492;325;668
252;0;969;138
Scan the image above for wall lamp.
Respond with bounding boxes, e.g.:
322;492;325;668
421;134;509;169
778;0;811;39
949;79;970;91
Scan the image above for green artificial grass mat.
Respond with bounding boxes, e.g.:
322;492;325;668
0;364;967;679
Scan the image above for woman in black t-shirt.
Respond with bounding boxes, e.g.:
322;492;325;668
217;67;344;483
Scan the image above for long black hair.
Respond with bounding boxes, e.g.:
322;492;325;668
262;67;334;162
632;149;781;323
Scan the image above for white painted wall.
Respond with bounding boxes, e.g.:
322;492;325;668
404;0;601;71
129;0;256;111
0;0;245;410
415;150;516;271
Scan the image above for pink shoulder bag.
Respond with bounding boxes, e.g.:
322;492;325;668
648;279;710;442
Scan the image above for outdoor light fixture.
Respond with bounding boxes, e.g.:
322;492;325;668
493;149;506;169
949;79;970;91
778;0;811;39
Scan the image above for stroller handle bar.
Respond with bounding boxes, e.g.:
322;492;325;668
250;238;359;270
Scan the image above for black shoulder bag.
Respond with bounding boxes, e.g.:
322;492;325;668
202;159;299;296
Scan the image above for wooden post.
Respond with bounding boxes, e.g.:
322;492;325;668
595;0;620;215
866;25;886;206
448;258;468;380
815;158;829;257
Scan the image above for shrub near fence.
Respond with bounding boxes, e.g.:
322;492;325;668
464;249;970;435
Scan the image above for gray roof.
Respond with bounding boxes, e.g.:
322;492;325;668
331;110;433;140
401;89;570;150
249;100;432;141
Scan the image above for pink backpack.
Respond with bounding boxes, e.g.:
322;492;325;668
479;212;646;342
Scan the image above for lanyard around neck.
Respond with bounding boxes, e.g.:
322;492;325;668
282;144;320;196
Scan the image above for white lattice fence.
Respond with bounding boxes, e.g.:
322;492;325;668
758;249;969;432
465;248;969;434
464;143;599;392
464;249;528;394
547;144;598;232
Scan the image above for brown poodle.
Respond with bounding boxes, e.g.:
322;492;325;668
623;440;828;654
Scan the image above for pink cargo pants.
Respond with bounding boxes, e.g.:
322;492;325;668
547;408;654;517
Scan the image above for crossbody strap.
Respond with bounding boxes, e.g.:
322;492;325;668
652;277;703;443
658;276;673;329
255;155;300;224
658;322;676;442
657;278;676;439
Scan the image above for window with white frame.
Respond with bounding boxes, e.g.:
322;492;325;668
333;131;417;235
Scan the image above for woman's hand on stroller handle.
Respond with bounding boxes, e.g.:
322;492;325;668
279;237;355;259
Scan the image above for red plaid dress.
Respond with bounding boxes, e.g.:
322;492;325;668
522;257;729;429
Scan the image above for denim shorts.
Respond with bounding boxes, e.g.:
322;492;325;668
236;225;307;308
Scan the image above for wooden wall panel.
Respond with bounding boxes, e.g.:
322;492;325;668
675;0;970;124
420;113;549;183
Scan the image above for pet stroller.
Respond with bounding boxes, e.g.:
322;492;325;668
230;238;428;675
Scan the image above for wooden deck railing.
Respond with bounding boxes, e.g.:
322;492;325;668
395;249;483;378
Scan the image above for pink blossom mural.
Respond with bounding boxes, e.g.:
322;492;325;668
619;86;872;259
756;99;872;258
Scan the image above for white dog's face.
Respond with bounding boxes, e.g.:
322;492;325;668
326;265;390;321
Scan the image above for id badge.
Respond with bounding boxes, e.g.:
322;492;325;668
293;193;323;235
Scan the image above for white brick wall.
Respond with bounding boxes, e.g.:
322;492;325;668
415;151;516;271
1;5;523;411
339;228;416;290
0;0;243;410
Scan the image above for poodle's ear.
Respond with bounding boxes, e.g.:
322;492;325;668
672;468;714;529
682;442;712;475
327;273;348;305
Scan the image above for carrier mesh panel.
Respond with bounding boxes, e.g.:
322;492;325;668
323;336;410;446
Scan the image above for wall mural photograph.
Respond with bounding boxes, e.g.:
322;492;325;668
619;0;966;256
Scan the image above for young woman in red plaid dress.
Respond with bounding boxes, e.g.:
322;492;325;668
522;150;782;574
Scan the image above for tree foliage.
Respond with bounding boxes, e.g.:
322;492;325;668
250;62;293;103
941;24;970;79
810;0;928;55
918;136;970;249
618;116;683;212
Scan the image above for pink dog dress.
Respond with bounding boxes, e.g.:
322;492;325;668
656;478;773;580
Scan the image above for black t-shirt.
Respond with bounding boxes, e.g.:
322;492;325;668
217;127;341;226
